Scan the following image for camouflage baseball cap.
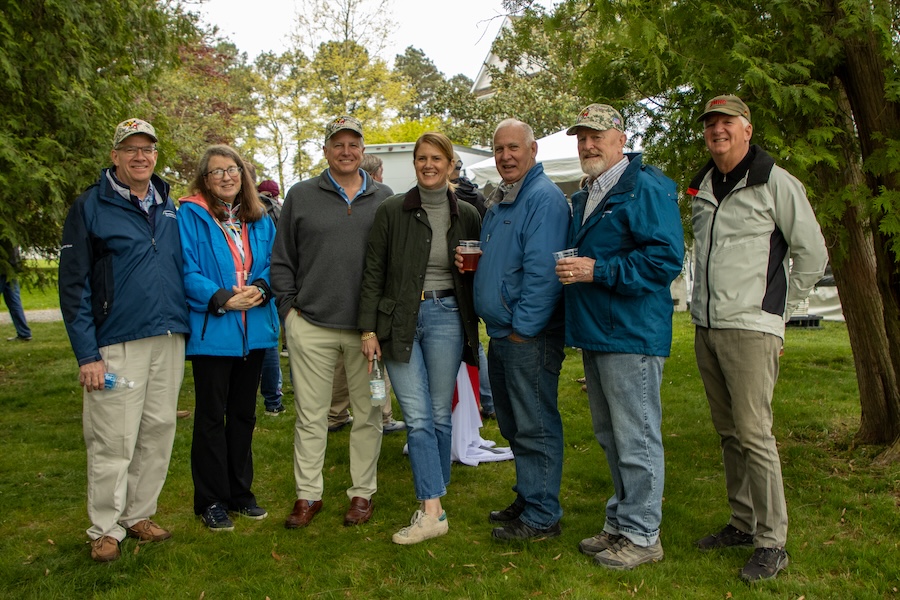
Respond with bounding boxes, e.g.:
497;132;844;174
697;95;751;123
113;118;158;147
325;115;364;143
566;104;625;135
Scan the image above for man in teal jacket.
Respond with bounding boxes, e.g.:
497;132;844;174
555;104;683;571
470;118;570;542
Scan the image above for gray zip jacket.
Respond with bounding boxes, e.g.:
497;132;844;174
688;145;827;339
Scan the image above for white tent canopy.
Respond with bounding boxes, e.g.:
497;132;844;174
467;128;584;195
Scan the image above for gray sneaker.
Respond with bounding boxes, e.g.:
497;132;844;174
579;531;624;556
741;547;789;582
594;538;664;570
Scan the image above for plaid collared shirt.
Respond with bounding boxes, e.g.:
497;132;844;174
582;156;629;224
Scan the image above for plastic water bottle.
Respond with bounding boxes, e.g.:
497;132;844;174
104;373;135;390
369;354;386;406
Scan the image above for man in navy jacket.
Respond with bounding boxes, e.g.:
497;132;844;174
555;104;683;570
59;119;190;562
466;119;570;542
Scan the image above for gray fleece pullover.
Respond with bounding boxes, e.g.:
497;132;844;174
270;169;392;329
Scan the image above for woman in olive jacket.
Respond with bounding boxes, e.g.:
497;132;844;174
358;132;480;545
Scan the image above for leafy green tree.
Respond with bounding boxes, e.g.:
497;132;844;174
0;0;191;276
394;47;447;121
540;0;900;458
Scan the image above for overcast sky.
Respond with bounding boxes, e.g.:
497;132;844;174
195;0;509;81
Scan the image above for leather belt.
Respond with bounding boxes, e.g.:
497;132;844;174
421;289;454;300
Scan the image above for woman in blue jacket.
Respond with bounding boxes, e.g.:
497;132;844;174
178;145;278;532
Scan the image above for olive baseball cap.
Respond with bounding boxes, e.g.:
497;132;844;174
113;118;157;147
697;95;752;123
566;104;625;135
325;115;364;142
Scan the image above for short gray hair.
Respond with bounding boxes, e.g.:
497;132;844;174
494;118;535;146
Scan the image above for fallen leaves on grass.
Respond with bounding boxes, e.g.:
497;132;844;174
272;550;282;561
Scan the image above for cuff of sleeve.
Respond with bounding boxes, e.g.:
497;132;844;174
209;289;235;315
250;278;272;306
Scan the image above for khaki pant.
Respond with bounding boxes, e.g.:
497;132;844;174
694;327;787;547
285;311;382;500
84;334;185;541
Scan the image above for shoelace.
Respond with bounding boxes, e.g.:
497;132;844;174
399;510;426;534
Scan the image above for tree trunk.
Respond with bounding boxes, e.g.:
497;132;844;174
830;0;900;454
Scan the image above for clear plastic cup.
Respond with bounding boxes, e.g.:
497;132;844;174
459;240;482;272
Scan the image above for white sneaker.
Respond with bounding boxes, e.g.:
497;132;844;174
392;509;448;545
383;419;406;433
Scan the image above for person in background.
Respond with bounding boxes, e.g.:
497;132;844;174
450;152;493;419
359;132;481;544
557;104;684;570
59;118;190;562
1;238;32;342
360;154;387;185
689;94;827;582
458;118;569;542
271;116;391;530
178;144;278;532
254;175;287;417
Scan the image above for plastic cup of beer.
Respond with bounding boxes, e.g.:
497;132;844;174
460;240;482;272
553;248;578;284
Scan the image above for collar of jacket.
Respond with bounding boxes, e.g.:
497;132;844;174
401;186;461;216
101;168;170;206
687;144;776;196
316;168;379;198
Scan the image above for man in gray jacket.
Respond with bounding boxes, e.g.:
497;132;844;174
688;95;827;582
271;116;391;530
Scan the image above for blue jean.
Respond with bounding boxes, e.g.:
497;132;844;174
260;346;284;411
385;295;464;501
488;328;565;529
477;341;494;414
1;274;31;339
583;351;665;547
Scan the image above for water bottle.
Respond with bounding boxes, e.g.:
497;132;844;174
369;354;386;406
104;373;135;390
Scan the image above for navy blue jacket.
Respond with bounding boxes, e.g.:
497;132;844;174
59;169;190;366
474;163;570;339
565;154;684;356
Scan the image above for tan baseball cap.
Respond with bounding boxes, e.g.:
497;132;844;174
697;95;751;123
566;104;625;135
325;115;364;143
113;118;158;147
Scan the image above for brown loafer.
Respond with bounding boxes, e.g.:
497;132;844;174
285;499;322;529
90;535;120;562
344;496;373;526
125;519;172;542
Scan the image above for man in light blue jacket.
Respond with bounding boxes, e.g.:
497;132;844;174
555;104;684;571
467;118;570;542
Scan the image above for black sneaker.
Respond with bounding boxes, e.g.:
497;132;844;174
233;505;268;520
491;518;561;541
489;502;525;524
200;502;234;532
697;524;754;550
741;547;789;582
265;405;286;416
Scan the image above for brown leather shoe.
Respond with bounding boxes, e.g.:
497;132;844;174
125;519;172;542
91;536;120;562
344;496;373;526
284;499;323;529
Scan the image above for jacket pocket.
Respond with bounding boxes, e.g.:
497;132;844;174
376;297;396;340
90;254;114;329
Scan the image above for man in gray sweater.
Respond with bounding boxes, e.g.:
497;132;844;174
271;116;392;530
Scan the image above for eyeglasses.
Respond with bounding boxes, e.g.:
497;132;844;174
206;166;242;180
116;145;157;157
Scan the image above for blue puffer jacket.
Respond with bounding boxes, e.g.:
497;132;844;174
565;153;684;356
474;163;570;339
177;196;278;357
59;169;190;366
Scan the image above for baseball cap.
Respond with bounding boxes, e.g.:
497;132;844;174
325;116;364;143
258;180;280;198
113;118;158;147
697;95;751;123
566;104;625;135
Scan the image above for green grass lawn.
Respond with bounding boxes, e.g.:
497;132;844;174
0;315;897;599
